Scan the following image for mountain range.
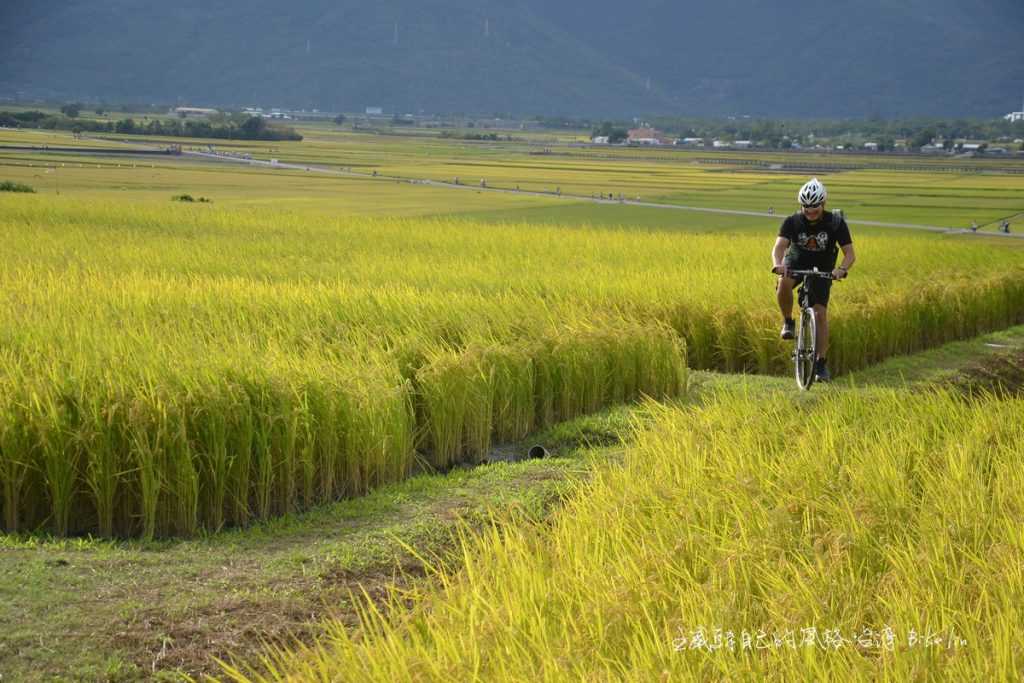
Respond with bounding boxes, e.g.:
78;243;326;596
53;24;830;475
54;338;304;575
2;0;1022;118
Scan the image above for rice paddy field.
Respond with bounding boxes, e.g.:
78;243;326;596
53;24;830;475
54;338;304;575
236;387;1024;682
1;123;1023;680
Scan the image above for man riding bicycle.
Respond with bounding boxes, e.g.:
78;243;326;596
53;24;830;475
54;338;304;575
771;178;856;382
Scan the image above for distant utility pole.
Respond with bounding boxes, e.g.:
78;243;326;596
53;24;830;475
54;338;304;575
484;18;490;37
306;39;311;55
394;22;399;46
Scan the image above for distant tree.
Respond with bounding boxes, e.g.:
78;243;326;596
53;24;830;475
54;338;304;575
592;121;628;143
0;181;36;193
115;118;137;134
910;128;935;149
333;113;346;125
60;103;81;118
95;107;105;116
240;115;267;137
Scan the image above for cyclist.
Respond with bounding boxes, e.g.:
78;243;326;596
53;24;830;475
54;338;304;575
771;178;856;382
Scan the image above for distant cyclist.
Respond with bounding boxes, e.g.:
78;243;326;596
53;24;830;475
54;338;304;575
771;178;856;382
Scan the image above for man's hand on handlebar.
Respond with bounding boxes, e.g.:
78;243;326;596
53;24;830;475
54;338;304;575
831;266;848;280
771;264;789;277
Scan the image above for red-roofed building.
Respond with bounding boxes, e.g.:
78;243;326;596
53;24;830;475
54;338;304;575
627;127;670;145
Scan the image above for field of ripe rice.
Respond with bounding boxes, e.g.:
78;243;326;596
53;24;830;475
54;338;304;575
239;387;1024;682
1;195;1023;538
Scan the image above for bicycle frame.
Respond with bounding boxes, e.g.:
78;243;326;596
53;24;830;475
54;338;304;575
785;268;836;390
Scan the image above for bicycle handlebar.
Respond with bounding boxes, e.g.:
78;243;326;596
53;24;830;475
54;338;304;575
773;267;837;280
788;269;836;279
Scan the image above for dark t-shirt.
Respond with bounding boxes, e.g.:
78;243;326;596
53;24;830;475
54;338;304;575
778;211;853;270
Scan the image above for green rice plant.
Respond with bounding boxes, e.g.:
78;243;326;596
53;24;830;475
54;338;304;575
0;395;34;533
415;347;470;470
80;390;127;538
165;400;199;536
225;382;256;528
270;391;300;517
343;379;415;495
312;387;344;503
294;389;318;510
250;384;278;522
190;383;234;533
459;350;496;465
126;387;167;541
31;388;81;537
488;344;535;443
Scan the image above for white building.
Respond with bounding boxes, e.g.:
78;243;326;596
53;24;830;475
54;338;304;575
1004;111;1024;122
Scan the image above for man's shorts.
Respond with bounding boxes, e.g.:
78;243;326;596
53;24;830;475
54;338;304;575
782;263;833;308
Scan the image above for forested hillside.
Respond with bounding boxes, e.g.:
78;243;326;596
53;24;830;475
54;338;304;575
1;0;1021;117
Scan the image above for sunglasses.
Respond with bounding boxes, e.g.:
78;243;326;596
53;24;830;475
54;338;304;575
801;202;823;209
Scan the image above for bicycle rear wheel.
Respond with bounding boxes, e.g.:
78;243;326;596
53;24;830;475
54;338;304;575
795;306;817;390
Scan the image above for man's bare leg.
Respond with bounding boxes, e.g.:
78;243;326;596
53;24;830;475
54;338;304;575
813;304;828;359
777;277;795;319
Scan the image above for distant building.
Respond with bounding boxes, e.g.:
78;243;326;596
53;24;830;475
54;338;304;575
591;136;610;144
676;137;704;146
863;142;879;150
1004;111;1023;122
734;140;753;149
173;107;218;118
627;127;669;145
920;144;947;154
366;107;384;115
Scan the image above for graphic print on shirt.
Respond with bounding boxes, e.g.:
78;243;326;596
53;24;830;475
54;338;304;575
797;231;830;252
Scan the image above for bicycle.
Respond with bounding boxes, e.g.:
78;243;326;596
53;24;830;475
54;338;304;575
784;268;837;391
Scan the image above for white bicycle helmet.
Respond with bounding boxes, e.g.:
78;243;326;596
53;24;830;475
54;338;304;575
798;178;827;206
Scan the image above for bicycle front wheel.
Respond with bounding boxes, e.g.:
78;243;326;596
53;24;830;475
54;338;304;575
795;307;817;390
